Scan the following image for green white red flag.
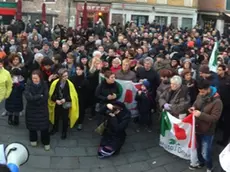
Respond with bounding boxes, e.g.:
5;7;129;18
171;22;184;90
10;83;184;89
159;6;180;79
160;111;198;164
100;74;141;117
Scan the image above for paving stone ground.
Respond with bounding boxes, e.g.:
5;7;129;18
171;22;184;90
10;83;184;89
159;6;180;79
0;102;224;172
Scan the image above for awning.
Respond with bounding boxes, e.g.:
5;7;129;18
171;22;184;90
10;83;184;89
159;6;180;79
224;13;230;17
198;11;220;16
0;8;16;15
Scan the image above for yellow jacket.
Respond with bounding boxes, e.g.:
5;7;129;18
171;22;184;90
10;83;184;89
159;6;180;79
48;79;79;128
0;68;12;102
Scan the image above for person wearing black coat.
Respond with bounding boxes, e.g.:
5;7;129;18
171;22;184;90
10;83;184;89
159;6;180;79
95;70;120;105
87;69;100;120
217;65;230;147
135;80;153;132
70;64;89;130
5;54;26;125
182;69;198;105
50;68;72;140
95;70;121;125
24;70;50;150
136;57;160;109
5;68;25;126
98;102;131;158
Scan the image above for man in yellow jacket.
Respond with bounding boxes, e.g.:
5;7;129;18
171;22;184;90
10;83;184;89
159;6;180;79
0;59;12;103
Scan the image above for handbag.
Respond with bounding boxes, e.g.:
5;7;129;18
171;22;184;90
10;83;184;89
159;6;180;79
62;102;72;109
95;120;107;135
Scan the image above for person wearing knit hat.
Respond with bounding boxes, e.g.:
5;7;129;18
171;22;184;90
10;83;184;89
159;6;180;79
135;79;152;132
39;40;53;59
199;65;219;88
178;58;196;79
154;54;171;72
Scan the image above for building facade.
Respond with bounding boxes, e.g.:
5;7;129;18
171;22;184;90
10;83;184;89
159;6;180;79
110;0;198;29
2;0;198;29
198;0;226;34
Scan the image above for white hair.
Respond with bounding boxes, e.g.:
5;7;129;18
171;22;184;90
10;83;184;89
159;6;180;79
93;50;102;58
112;57;121;65
170;75;182;86
144;57;153;65
34;53;44;61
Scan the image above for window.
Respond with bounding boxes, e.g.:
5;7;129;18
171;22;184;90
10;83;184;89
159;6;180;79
44;0;56;2
227;0;230;10
157;0;167;4
171;17;178;28
136;0;147;2
131;15;148;26
182;17;193;29
155;16;167;25
184;0;193;7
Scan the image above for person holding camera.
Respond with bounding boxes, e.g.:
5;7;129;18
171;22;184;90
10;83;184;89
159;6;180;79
95;70;121;123
98;102;131;159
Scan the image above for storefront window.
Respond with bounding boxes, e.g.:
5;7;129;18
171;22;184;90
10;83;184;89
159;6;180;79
171;17;178;28
227;0;230;10
131;15;148;26
155;16;167;25
182;17;193;29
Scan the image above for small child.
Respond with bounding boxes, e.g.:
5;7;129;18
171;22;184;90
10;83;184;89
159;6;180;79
135;80;152;132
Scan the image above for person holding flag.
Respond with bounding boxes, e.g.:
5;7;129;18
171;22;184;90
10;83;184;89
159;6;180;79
188;79;223;172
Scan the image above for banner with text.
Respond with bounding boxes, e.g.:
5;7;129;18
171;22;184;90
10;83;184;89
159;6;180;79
160;111;198;164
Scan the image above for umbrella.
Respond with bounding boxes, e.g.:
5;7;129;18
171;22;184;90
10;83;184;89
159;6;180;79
42;3;46;22
16;0;22;21
82;1;88;29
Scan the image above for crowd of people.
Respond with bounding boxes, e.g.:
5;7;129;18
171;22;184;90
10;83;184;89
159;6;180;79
0;18;229;172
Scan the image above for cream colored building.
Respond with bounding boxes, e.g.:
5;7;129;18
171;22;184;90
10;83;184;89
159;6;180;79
110;0;198;29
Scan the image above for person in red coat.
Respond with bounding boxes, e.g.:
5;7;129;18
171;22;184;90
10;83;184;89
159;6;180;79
110;57;121;74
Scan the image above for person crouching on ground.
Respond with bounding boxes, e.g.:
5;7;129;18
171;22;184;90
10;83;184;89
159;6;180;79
49;68;79;140
135;80;153;132
98;102;131;159
188;79;223;172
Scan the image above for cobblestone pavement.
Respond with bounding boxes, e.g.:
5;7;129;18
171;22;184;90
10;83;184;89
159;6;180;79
0;103;224;172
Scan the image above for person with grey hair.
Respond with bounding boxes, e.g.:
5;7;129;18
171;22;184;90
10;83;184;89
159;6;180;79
136;56;160;127
92;50;102;59
159;75;190;119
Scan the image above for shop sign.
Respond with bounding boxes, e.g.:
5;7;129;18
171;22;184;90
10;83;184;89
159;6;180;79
77;4;110;12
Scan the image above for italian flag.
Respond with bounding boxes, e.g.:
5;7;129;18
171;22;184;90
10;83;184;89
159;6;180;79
208;42;219;73
160;111;198;165
100;74;141;117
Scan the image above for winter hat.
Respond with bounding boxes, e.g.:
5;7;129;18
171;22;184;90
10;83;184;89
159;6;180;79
183;59;191;64
11;68;22;76
156;53;165;59
187;41;194;48
43;41;51;47
41;57;53;66
142;80;150;89
199;65;210;74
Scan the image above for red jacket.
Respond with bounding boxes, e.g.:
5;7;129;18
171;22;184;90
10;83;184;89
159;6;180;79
110;65;121;74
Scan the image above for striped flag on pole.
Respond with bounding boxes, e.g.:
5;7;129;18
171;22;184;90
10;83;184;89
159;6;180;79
208;42;219;73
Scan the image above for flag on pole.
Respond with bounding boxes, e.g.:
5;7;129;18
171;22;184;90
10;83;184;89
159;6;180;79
208;42;219;73
100;74;141;117
219;143;230;172
160;111;198;164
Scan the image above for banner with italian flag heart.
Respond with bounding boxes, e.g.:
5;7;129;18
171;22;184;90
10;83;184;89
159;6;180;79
160;111;198;164
100;74;141;117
